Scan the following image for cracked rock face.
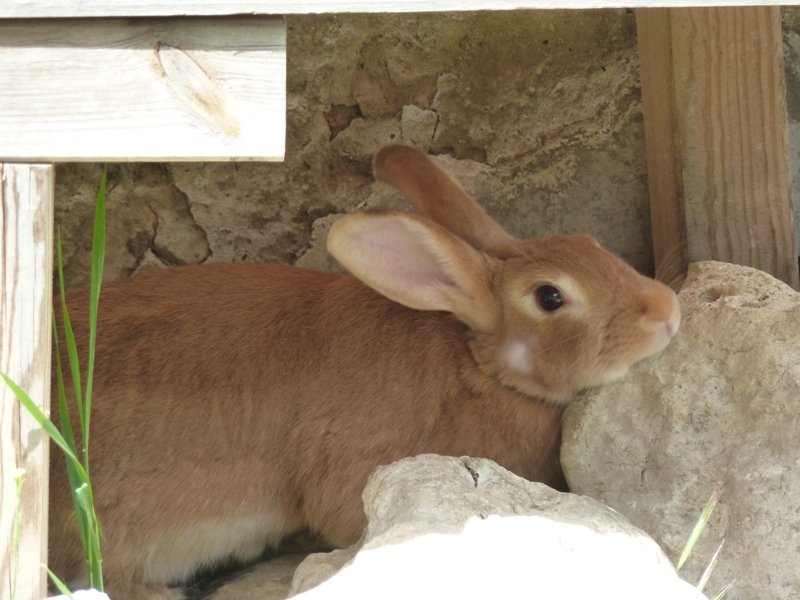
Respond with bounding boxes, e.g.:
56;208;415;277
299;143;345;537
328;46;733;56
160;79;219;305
54;10;653;289
289;455;704;599
562;261;800;600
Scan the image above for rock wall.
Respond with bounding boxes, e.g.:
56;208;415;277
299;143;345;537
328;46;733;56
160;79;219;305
55;9;650;288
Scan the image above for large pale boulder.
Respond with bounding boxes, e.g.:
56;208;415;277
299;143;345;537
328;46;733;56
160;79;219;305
563;261;800;600
290;455;704;600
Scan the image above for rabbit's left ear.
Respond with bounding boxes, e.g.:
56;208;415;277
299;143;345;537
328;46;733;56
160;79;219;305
373;144;516;252
328;211;500;333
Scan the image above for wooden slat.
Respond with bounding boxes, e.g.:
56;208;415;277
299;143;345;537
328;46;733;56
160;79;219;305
0;164;54;600
0;0;793;18
637;8;688;285
0;18;286;162
637;6;798;289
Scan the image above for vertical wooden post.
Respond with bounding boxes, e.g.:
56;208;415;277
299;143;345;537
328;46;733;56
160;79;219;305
637;8;688;286
637;6;798;289
1;164;54;600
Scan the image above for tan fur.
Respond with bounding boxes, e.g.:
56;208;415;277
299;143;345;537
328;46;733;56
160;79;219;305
49;145;680;600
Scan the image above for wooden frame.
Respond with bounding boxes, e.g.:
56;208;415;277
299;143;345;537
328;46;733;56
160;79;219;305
0;3;796;600
0;1;795;18
0;165;54;600
638;6;798;287
0;18;286;162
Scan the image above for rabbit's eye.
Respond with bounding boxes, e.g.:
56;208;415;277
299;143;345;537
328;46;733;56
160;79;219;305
536;285;564;312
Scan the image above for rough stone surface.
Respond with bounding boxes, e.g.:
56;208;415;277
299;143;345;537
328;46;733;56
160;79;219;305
54;10;655;289
289;455;704;600
201;554;307;600
563;261;800;600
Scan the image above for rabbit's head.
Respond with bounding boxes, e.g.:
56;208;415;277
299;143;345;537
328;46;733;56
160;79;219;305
328;144;679;403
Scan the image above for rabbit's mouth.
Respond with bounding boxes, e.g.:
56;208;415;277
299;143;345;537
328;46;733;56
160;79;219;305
639;303;681;358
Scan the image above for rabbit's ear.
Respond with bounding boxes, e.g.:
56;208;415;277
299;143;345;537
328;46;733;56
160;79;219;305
328;211;499;333
373;144;515;252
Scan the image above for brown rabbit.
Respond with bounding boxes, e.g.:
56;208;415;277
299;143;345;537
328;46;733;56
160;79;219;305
49;144;680;600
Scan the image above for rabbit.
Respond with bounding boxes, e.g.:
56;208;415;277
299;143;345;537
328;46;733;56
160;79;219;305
48;144;680;600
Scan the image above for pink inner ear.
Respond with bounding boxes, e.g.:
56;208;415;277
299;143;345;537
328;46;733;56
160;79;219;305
352;218;458;290
329;212;497;329
328;213;486;315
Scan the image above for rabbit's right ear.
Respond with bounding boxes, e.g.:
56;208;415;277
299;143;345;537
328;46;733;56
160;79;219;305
373;144;515;252
328;211;499;333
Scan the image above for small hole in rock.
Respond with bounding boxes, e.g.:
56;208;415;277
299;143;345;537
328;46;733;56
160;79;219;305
701;288;723;302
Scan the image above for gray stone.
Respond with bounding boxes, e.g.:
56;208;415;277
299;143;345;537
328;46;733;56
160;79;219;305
290;455;704;600
400;105;439;150
294;214;347;274
563;261;800;600
204;554;307;600
290;547;358;597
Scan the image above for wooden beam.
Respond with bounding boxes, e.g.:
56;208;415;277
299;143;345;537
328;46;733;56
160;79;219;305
0;18;286;162
637;6;798;289
0;164;54;600
0;1;793;18
637;8;688;285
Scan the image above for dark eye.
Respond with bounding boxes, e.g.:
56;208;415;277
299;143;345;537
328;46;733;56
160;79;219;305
536;285;564;311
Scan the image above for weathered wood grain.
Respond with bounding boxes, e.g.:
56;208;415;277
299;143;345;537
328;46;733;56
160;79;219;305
637;8;688;286
637;6;797;288
0;18;286;161
0;164;54;600
0;0;793;18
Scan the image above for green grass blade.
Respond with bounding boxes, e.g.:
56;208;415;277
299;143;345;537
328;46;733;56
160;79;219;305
56;228;85;428
72;484;95;560
1;367;98;583
83;165;107;470
74;483;93;516
0;372;88;481
53;315;79;457
676;486;722;571
47;567;75;599
54;313;100;578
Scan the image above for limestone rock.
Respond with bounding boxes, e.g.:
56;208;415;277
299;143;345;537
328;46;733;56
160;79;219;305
562;261;800;600
51;590;109;600
294;214;347;274
290;455;703;600
203;554;307;600
290;547;358;596
400;105;439;150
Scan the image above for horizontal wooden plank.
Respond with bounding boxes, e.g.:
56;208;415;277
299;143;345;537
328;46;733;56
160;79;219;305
0;0;792;18
0;18;286;161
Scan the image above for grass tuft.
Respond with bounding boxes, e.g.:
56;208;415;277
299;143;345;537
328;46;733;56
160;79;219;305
675;485;734;599
2;166;108;592
676;485;722;572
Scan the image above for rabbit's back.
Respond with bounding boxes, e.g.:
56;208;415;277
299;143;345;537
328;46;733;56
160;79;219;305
48;262;565;590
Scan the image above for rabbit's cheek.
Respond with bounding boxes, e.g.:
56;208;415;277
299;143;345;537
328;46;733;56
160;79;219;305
501;337;536;376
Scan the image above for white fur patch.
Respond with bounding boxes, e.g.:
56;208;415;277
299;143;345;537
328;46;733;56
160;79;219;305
141;513;298;585
502;339;534;375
